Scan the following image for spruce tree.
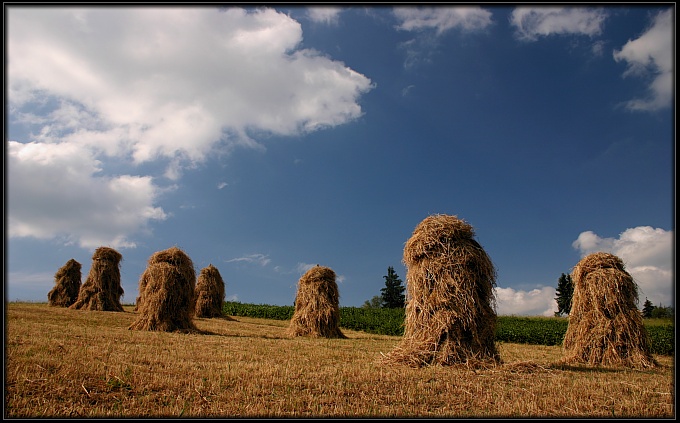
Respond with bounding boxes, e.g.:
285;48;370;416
381;266;406;308
642;298;656;318
554;273;574;317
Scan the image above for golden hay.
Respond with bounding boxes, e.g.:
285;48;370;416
194;264;226;318
47;259;82;307
129;247;197;332
561;252;657;368
382;214;500;367
288;265;346;339
69;247;124;312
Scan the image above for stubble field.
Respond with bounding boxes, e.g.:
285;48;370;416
5;302;674;418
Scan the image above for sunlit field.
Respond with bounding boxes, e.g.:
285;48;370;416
5;302;674;418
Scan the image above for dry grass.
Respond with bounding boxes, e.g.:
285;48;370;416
562;252;657;368
5;302;674;418
70;247;124;312
288;265;346;339
384;214;499;367
194;264;225;319
47;259;82;307
129;247;197;332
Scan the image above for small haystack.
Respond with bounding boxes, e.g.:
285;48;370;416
47;259;82;307
70;247;124;312
129;246;197;332
288;265;346;338
382;214;500;367
561;252;657;368
194;264;226;318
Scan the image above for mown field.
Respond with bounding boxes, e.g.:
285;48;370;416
223;301;674;354
5;302;675;418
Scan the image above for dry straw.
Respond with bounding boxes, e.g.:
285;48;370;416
288;265;346;338
47;258;82;307
561;252;657;368
194;264;226;318
129;246;197;332
70;247;124;312
383;214;500;367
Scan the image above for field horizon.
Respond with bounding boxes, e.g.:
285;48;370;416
5;302;675;418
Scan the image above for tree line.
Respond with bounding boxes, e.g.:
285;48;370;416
553;272;673;318
365;268;673;319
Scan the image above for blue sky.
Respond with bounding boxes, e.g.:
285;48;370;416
6;5;674;316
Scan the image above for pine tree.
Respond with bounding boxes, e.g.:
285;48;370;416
380;266;406;308
554;273;574;317
642;298;656;318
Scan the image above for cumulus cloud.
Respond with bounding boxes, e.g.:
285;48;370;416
495;286;558;317
306;6;342;25
226;254;272;267
572;226;674;307
6;7;373;248
394;6;493;35
613;8;673;112
510;7;607;41
7;141;167;249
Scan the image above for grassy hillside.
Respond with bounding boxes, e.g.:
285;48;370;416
5;302;674;418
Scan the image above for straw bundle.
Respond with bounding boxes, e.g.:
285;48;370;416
70;247;124;312
383;214;500;367
129;246;197;332
561;252;657;368
194;264;225;318
288;265;346;338
47;259;82;307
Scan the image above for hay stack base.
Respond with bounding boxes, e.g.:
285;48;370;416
48;259;82;307
129;247;197;332
194;264;226;318
70;247;124;312
383;214;500;367
288;265;346;339
561;252;657;369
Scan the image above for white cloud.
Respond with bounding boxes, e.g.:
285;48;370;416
7;7;373;170
510;7;607;41
393;6;492;69
495;286;558;317
7;141;167;249
6;7;373;249
296;262;317;274
226;254;272;267
613;8;673;112
217;182;228;190
307;7;342;25
572;226;674;307
393;6;493;35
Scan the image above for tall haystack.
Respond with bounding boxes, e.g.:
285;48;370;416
129;246;197;332
561;252;657;368
288;265;346;339
194;264;225;318
383;214;500;367
47;259;82;307
70;247;124;312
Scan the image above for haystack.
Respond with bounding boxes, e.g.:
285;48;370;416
129;246;197;332
47;259;82;307
194;264;225;318
382;214;500;367
561;252;657;368
288;265;346;338
70;247;124;312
